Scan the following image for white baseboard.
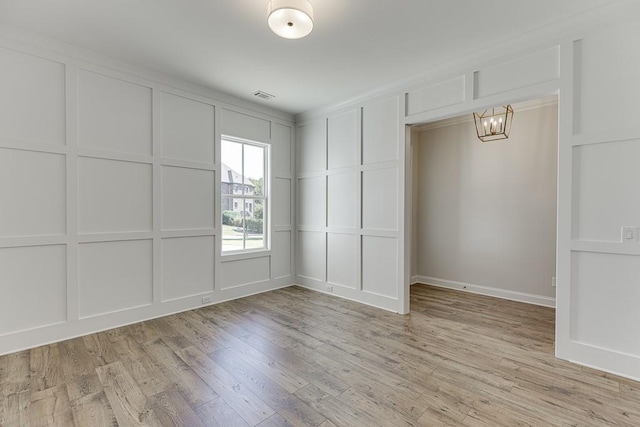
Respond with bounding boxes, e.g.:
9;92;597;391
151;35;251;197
412;275;556;308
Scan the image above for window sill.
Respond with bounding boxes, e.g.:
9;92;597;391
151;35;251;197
221;248;271;263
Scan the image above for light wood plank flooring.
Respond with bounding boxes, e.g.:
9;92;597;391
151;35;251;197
1;284;639;426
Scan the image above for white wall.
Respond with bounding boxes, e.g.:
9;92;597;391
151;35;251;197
0;32;294;355
412;103;558;307
557;14;640;381
295;99;404;312
296;1;640;381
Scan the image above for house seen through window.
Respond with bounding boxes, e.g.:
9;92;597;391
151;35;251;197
221;137;268;253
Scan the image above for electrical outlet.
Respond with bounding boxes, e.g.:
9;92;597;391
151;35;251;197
622;226;639;242
326;285;333;293
552;277;556;288
202;295;213;304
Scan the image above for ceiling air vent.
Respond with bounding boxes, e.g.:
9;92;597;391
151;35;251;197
253;90;275;100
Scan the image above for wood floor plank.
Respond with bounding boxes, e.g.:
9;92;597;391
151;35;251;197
180;310;310;394
176;345;274;426
95;361;163;426
109;333;176;399
82;332;119;367
209;347;327;426
70;391;118;427
0;391;30;426
162;313;228;355
29;344;63;393
256;412;298;427
58;338;103;401
194;397;250;427
2;284;640;426
29;384;74;427
149;387;205;427
142;339;218;408
0;351;30;397
239;332;349;398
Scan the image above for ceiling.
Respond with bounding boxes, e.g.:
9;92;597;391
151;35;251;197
0;0;614;115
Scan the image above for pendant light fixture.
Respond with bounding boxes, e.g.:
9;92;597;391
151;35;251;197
268;0;314;39
473;105;514;142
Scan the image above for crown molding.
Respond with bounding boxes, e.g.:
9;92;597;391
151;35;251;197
295;0;633;124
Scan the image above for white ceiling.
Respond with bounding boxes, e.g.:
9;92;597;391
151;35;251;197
0;0;614;115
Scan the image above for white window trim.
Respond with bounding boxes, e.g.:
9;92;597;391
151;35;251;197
221;135;270;256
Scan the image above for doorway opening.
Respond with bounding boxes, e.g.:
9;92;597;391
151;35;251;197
408;95;559;312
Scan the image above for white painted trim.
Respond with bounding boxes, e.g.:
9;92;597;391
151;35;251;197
566;341;640;383
412;96;558;132
412;275;556;308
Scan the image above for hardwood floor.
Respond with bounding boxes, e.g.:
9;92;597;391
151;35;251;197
1;284;639;426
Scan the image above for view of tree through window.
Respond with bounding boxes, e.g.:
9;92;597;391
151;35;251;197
221;138;268;253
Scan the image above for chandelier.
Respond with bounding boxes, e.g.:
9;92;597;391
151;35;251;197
473;105;514;142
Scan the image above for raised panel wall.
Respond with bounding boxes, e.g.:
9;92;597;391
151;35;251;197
571;252;640;356
362;96;400;164
296;95;401;311
298;176;326;227
574;23;640;136
362;167;399;232
406;75;466;117
297;231;325;282
273;178;292;227
327;172;358;229
78;69;152;155
0;148;66;237
362;236;398;299
272;231;292;279
0;245;67;335
558;11;640;381
572;140;640;242
221;256;270;289
328;110;358;169
0;46;65;146
0;37;295;356
78;157;153;234
327;233;358;289
78;239;153;318
161;236;215;301
161;92;215;163
297;119;326;173
221;109;270;142
475;46;559;99
161;166;215;231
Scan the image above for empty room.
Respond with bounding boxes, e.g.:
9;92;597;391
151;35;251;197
1;1;639;426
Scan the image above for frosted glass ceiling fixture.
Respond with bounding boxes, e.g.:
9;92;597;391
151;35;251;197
268;0;314;39
473;105;514;142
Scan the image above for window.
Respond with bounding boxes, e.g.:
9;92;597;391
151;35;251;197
221;137;268;253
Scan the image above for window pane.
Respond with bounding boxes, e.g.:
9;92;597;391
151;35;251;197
221;138;268;254
244;198;265;249
222;207;245;252
244;144;264;197
221;140;243;196
221;198;265;252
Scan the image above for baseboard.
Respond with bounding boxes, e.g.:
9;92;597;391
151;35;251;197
293;278;399;313
412;275;556;308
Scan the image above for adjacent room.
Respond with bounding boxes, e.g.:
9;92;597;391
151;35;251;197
411;98;558;308
1;0;639;425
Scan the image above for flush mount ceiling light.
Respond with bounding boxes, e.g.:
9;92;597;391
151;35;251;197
473;105;515;142
268;0;314;39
